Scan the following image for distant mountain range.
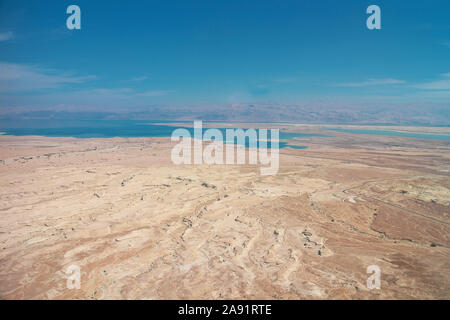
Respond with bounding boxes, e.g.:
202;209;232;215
1;103;449;126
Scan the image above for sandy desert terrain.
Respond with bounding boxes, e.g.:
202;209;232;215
0;125;449;299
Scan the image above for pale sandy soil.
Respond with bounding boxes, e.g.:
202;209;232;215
0;125;449;299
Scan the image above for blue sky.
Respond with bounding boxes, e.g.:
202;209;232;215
0;0;449;111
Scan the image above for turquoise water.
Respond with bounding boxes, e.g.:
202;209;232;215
329;128;450;140
0;120;323;149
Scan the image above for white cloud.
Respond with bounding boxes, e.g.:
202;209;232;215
0;31;13;41
412;73;450;90
335;78;405;87
413;79;450;90
0;62;96;92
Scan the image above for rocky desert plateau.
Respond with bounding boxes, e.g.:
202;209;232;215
0;124;449;300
